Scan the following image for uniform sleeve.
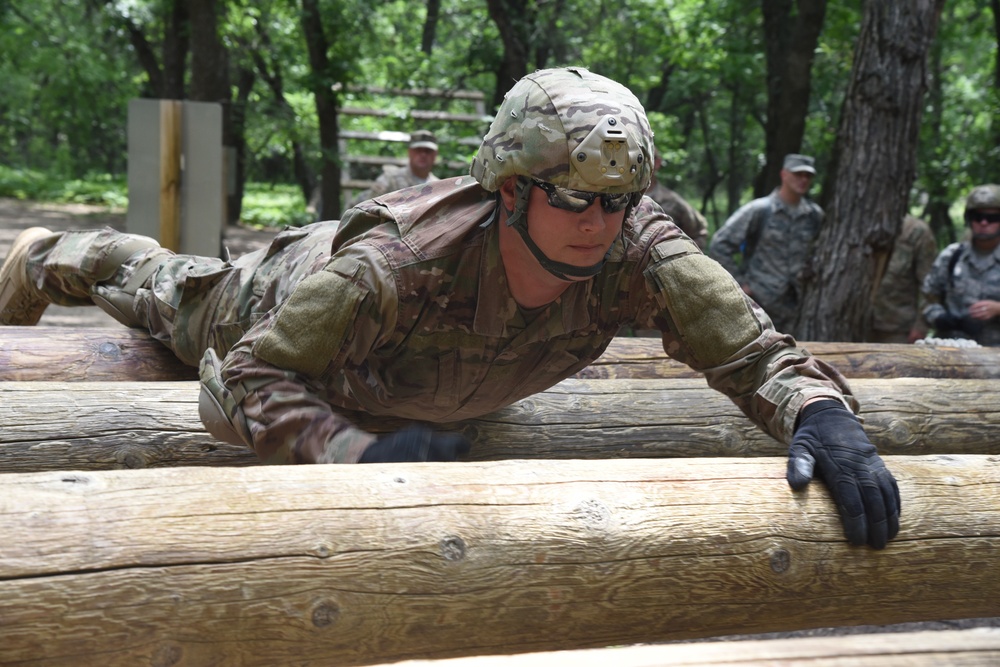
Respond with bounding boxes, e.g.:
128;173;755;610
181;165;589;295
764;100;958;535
707;202;757;281
640;229;857;444
921;244;958;326
202;243;397;464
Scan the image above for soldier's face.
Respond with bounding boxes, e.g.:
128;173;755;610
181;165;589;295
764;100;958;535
524;182;625;272
782;169;814;196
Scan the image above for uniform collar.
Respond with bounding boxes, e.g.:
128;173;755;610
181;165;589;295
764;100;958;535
473;221;594;339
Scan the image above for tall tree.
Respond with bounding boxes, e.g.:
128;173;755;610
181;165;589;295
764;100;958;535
299;0;343;220
797;0;945;342
754;0;828;196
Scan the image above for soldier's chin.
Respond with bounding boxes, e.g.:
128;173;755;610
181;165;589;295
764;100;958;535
972;230;1000;242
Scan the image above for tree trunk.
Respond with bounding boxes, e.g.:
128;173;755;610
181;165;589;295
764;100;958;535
3;376;999;472
797;0;945;342
1;457;998;664
485;0;531;107
421;0;441;54
921;17;954;246
754;0;828;197
300;0;342;220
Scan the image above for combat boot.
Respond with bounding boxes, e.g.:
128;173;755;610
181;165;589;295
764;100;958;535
0;227;55;325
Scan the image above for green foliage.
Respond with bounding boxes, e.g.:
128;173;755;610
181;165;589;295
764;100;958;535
0;165;127;208
240;183;314;229
1;0;995;233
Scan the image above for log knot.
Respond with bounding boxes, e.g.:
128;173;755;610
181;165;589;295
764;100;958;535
312;601;340;628
97;342;122;360
770;548;791;574
441;536;467;562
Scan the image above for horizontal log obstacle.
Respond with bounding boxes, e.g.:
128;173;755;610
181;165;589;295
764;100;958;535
1;456;998;665
578;335;1000;380
2;376;998;472
3;326;1000;382
384;628;1000;666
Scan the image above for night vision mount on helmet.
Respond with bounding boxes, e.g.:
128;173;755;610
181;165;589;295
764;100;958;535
471;67;655;280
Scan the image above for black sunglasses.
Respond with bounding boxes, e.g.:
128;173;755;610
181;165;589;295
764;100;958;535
532;180;634;214
965;210;1000;224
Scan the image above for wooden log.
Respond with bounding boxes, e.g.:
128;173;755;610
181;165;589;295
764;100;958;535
0;326;197;382
383;628;1000;666
1;456;998;665
4;327;1000;382
577;336;1000;380
3;376;999;472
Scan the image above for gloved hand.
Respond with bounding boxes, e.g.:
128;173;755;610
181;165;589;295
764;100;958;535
930;311;963;332
359;425;471;463
787;400;900;549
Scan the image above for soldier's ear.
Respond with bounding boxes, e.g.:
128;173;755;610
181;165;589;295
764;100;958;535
499;177;518;209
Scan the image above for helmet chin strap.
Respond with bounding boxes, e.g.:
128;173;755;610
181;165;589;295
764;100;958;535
501;177;617;282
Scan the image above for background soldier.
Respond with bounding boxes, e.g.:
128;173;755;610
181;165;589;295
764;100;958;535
708;153;824;337
868;214;937;344
349;129;440;209
922;183;1000;346
0;68;899;549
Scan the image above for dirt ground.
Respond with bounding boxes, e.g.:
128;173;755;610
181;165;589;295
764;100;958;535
1;197;996;639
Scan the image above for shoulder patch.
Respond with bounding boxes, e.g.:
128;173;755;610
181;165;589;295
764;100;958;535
647;250;760;364
253;268;368;378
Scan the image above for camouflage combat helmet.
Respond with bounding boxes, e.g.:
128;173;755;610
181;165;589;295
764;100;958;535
966;184;1000;212
471;67;654;281
471;67;654;194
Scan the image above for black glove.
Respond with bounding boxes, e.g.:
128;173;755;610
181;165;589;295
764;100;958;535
359;425;471;463
787;400;900;549
930;311;963;332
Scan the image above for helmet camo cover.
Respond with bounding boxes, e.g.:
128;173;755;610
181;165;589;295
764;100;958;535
471;67;654;195
966;184;1000;211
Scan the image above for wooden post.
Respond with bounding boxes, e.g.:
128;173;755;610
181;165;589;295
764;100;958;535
159;99;182;251
1;457;998;665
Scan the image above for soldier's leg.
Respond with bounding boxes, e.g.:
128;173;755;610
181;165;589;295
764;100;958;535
1;227;168;326
0;227;237;366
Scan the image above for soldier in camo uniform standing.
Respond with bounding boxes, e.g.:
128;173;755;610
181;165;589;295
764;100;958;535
0;68;899;549
922;184;1000;346
350;129;440;208
708;154;824;338
867;215;938;344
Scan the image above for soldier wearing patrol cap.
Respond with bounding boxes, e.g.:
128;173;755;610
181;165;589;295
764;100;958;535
0;67;899;550
922;183;1000;345
708;153;825;337
350;129;440;208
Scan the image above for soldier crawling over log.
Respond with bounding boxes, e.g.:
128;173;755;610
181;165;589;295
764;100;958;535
0;67;899;549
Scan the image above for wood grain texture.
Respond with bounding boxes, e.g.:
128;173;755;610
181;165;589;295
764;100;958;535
4;327;1000;382
1;456;998;665
386;628;1000;666
2;376;999;471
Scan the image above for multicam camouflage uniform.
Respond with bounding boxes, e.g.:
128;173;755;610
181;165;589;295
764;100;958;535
922;238;1000;347
23;177;857;463
16;67;859;465
708;190;824;336
868;215;937;343
644;182;708;250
